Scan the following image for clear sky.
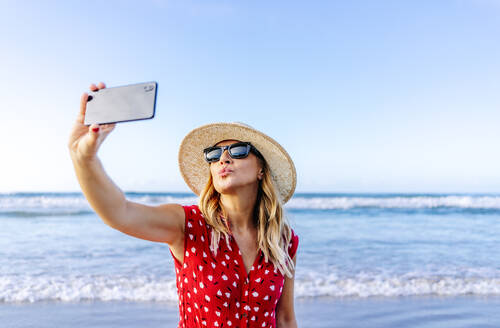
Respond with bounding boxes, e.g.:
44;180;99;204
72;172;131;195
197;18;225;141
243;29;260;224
1;0;499;193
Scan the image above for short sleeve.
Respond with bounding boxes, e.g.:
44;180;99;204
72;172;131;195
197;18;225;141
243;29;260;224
288;229;299;259
169;205;207;266
182;205;207;242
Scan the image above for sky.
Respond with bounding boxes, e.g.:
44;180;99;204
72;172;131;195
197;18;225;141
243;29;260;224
1;0;499;193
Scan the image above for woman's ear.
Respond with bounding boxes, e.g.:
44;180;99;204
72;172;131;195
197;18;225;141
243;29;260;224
257;169;264;180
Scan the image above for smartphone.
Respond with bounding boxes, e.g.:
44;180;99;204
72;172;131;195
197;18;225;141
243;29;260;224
84;81;158;125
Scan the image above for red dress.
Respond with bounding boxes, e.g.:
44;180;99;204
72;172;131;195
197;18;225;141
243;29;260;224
170;205;299;328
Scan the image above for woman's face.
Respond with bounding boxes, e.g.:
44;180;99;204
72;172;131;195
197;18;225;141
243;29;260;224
209;140;263;195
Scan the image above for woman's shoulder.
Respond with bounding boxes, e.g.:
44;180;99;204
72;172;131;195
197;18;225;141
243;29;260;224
182;204;201;216
182;205;208;231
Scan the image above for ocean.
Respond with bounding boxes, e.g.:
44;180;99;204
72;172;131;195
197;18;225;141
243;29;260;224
1;192;500;327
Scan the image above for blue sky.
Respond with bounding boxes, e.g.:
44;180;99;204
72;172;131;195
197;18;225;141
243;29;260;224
1;0;499;193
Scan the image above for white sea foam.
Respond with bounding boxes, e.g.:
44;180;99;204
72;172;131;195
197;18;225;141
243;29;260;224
294;273;500;298
1;272;500;303
0;275;179;303
286;195;500;210
0;194;198;216
0;195;90;214
127;195;198;206
2;194;500;215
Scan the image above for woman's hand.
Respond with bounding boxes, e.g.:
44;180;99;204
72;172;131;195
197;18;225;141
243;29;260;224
68;82;116;161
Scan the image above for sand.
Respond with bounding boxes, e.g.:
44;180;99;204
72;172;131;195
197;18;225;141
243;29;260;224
2;296;500;327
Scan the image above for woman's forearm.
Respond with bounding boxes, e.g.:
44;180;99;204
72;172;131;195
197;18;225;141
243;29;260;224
71;154;128;228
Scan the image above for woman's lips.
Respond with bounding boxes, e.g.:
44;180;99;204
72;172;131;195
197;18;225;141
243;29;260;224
218;167;233;177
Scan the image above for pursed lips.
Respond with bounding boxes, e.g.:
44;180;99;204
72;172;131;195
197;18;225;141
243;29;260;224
218;167;233;177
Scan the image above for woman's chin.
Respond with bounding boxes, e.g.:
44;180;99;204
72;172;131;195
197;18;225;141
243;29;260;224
214;180;259;196
214;182;236;195
213;178;248;195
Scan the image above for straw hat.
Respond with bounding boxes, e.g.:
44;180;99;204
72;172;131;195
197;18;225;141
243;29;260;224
178;122;296;203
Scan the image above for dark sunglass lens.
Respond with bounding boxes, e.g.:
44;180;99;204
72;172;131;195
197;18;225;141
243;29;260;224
205;148;222;162
229;144;250;158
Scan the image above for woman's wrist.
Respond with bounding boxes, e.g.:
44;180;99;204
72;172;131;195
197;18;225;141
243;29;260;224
70;153;103;177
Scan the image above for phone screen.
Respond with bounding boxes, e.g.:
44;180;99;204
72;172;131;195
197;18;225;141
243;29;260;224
84;81;157;125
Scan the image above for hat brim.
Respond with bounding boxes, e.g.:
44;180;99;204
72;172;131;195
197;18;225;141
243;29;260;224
178;122;296;203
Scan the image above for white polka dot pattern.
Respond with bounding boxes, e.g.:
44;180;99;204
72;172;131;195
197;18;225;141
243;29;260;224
172;205;299;328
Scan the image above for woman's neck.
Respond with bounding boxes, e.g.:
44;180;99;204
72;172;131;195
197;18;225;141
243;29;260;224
220;190;258;233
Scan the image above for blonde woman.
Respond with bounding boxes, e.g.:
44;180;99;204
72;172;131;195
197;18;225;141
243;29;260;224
69;82;299;328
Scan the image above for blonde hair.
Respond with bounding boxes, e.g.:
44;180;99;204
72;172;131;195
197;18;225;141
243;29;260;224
198;159;295;278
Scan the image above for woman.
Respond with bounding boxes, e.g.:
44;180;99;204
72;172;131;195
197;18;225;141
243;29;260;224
68;82;299;328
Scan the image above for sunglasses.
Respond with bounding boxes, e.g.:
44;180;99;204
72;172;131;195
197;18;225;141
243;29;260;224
203;142;262;163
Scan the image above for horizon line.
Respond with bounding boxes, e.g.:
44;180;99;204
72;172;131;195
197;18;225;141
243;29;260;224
1;190;500;195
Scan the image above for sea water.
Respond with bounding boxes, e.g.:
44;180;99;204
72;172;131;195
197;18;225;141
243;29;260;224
1;192;499;303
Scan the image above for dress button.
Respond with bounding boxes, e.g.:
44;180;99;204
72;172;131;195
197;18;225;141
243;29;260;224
242;313;248;318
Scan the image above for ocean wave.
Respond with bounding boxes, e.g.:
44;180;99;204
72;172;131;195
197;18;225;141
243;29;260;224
1;273;500;303
294;273;500;298
2;193;500;216
286;195;500;211
0;210;94;217
0;275;179;303
0;193;198;217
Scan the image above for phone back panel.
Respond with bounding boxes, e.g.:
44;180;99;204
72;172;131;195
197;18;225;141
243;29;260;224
84;81;157;125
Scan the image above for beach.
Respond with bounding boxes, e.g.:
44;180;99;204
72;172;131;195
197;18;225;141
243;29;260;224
2;296;500;327
1;192;500;327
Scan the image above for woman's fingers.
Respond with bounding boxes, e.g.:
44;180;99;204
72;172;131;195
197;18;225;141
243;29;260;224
97;124;115;142
70;82;113;159
86;124;101;148
77;92;90;123
80;82;106;123
89;124;100;141
101;123;116;131
88;123;115;138
89;82;105;92
89;123;100;132
81;122;115;156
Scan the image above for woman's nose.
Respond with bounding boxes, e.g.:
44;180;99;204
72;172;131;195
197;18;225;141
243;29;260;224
219;148;232;163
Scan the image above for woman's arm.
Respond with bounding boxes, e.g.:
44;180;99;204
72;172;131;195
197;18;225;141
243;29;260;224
275;255;298;328
68;83;185;249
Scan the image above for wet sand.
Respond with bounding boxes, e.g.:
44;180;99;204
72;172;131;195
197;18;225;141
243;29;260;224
2;296;500;327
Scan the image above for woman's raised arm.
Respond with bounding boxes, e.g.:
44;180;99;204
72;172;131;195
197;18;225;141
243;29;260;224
68;82;185;248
